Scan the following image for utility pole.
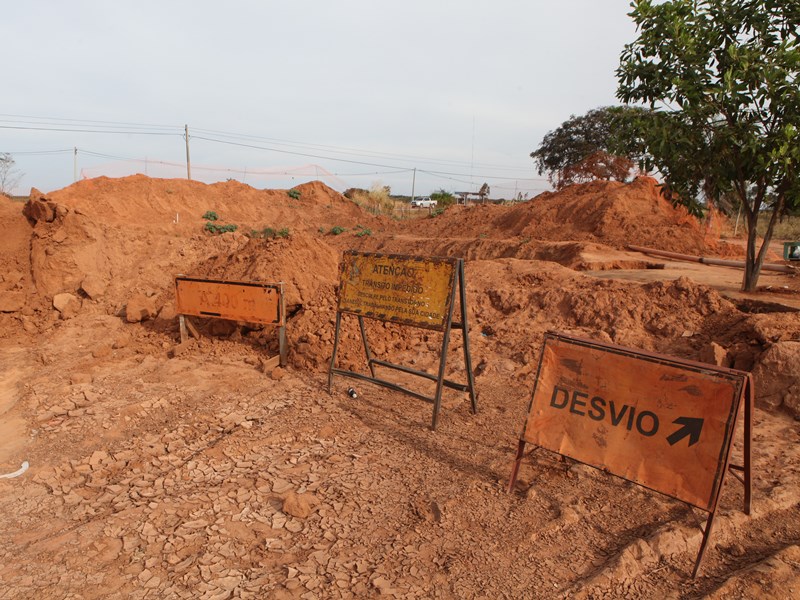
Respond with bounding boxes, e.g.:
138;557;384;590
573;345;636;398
410;167;417;203
73;147;78;182
185;124;192;180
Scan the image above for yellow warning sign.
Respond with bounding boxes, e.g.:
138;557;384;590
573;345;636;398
337;251;457;331
521;333;746;511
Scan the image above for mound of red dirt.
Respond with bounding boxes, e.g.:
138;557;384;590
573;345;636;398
14;178;379;313
403;177;714;254
0;197;34;315
47;175;378;235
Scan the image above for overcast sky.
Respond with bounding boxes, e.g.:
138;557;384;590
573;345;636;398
1;1;637;197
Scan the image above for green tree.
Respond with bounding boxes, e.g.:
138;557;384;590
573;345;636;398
0;153;23;196
617;0;800;292
530;106;648;189
430;189;455;208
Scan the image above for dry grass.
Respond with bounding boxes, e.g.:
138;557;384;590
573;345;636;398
348;184;428;220
348;184;394;216
758;215;800;240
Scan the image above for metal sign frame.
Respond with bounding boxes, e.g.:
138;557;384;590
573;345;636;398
328;251;477;430
174;276;287;368
508;332;753;578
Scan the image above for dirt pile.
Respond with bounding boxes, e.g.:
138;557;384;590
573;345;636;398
47;176;375;234
0;197;33;314
194;232;341;308
7;178;381;331
401;177;715;254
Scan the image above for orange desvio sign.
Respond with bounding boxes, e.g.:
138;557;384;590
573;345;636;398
337;251;457;331
519;333;746;511
174;277;282;325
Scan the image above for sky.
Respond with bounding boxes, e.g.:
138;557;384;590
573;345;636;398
1;1;638;198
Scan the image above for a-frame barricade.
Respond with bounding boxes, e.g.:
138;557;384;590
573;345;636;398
328;251;476;429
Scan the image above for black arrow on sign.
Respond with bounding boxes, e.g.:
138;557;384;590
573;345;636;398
666;417;704;447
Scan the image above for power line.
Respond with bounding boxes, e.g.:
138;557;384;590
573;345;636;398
2;149;73;155
194;135;546;183
0;125;180;136
3;114;549;189
0;113;180;130
191;126;534;173
192;134;414;171
1;113;537;174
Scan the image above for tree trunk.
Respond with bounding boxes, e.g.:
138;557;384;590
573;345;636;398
742;199;783;293
742;210;760;292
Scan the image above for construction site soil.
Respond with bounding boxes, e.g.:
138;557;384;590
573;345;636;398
1;175;799;599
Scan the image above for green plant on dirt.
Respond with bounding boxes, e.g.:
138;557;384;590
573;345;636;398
248;226;290;239
248;229;260;238
431;189;456;209
354;225;372;237
202;211;219;221
287;189;301;200
429;207;445;218
329;226;346;235
205;222;238;234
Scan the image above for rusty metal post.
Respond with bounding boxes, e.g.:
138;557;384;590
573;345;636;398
179;314;188;344
357;316;376;378
743;375;754;515
278;283;287;367
328;312;343;394
431;271;459;430
458;260;477;414
507;439;527;493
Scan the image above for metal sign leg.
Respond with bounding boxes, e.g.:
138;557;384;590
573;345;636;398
357;316;376;378
278;325;287;367
507;439;528;493
431;278;459;430
458;261;477;414
279;283;287;367
692;510;718;578
179;314;188;344
327;312;343;394
743;375;754;515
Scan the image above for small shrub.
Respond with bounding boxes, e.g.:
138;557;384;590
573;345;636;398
261;227;276;239
330;226;346;235
205;222;238;234
429;207;445;218
287;189;301;200
354;227;372;237
277;227;290;238
431;189;456;209
203;211;219;221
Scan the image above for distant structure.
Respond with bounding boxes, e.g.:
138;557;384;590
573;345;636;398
455;183;491;205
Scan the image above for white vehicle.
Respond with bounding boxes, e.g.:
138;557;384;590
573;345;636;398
411;196;436;208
